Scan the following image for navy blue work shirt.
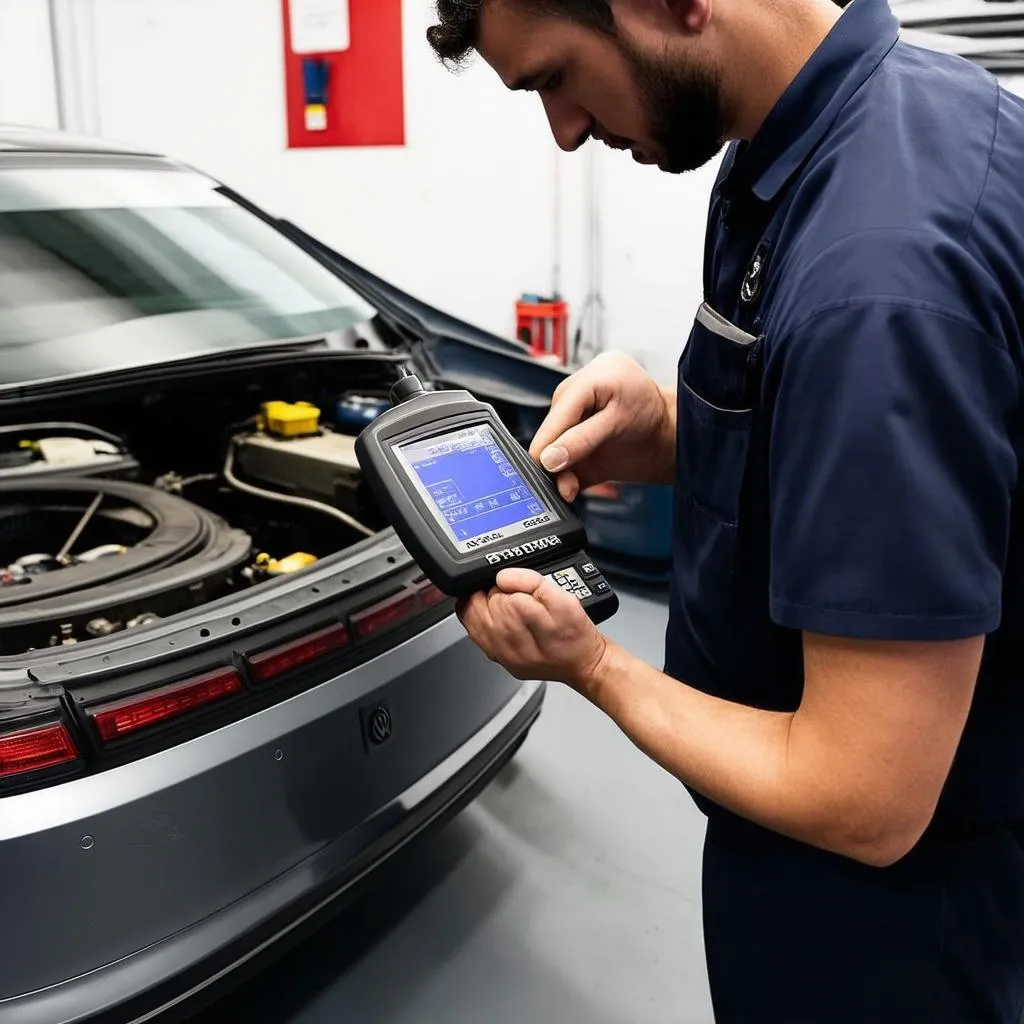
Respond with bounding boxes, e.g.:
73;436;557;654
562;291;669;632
666;0;1024;833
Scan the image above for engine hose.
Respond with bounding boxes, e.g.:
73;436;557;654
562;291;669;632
223;438;375;538
0;421;127;451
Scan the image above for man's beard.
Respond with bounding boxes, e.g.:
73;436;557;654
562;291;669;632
618;37;728;174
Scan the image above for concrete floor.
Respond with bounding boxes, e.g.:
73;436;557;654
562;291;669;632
192;587;713;1023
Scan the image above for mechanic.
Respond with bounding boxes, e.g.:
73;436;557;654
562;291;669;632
427;0;1024;1020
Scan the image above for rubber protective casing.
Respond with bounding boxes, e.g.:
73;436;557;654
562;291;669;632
355;389;589;597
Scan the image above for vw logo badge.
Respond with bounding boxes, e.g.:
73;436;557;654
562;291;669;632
368;706;393;746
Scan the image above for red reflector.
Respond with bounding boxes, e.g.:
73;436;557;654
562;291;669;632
90;669;243;742
353;593;418;639
0;723;78;779
417;582;449;609
249;623;351;683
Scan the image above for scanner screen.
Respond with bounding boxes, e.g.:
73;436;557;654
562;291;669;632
396;424;556;552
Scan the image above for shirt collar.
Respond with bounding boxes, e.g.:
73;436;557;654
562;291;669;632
722;0;900;203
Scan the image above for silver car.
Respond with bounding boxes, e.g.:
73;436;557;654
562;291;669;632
0;126;559;1024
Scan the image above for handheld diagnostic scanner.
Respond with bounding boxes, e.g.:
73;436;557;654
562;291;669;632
354;371;619;624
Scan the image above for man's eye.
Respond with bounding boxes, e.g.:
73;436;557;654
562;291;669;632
541;72;563;92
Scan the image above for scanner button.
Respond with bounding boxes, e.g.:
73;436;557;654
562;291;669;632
592;578;611;594
548;567;590;596
579;562;598;578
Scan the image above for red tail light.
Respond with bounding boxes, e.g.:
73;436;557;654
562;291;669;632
0;723;79;779
90;668;243;742
417;581;450;609
249;623;351;683
353;592;418;639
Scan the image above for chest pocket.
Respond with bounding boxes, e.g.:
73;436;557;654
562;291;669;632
677;302;761;527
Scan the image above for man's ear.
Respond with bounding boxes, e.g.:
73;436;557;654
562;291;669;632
616;0;712;37
667;0;713;33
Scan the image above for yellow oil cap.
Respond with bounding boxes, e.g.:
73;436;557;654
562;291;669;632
261;401;321;438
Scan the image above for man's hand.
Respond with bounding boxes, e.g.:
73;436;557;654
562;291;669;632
529;351;676;502
456;568;608;687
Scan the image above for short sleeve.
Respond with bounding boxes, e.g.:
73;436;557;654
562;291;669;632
767;299;1019;641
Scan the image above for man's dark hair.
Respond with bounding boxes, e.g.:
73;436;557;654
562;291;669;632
426;0;615;67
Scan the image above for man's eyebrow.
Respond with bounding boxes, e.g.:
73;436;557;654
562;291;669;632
509;69;547;91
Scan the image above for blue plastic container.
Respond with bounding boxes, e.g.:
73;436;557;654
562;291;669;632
334;394;391;431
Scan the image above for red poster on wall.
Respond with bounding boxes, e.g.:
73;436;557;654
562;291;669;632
282;0;405;149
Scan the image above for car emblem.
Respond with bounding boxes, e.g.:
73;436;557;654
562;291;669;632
740;243;770;305
367;705;393;745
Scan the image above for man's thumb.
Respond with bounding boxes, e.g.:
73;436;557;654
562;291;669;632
494;568;546;595
540;446;569;472
495;569;570;612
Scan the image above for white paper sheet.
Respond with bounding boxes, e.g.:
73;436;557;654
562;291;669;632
289;0;351;54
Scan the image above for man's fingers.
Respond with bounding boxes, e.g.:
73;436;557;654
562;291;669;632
530;351;641;466
457;590;492;632
536;407;618;476
528;379;598;466
555;469;580;503
490;574;550;633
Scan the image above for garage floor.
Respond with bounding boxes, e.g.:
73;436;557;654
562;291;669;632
191;586;713;1024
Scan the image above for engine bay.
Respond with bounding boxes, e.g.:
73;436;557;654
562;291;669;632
0;361;401;654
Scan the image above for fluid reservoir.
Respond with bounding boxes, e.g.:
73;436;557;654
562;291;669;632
261;401;321;439
334;394;390;432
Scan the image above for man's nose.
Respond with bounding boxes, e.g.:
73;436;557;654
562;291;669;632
541;94;592;153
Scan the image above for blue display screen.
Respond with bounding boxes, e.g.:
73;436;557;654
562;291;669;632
397;424;554;550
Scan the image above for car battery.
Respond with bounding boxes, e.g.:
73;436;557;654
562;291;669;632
236;429;363;516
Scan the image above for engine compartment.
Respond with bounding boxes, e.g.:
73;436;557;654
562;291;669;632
0;356;405;654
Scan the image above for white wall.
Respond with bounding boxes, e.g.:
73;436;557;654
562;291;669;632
74;0;586;352
0;0;60;129
598;155;720;385
51;0;714;385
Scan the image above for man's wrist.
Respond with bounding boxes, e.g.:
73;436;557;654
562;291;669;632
575;635;628;709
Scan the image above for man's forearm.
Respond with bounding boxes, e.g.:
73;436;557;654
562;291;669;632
582;640;919;866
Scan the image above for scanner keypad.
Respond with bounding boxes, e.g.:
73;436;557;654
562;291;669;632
547;566;592;601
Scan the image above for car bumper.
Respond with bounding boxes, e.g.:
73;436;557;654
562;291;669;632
0;614;544;1024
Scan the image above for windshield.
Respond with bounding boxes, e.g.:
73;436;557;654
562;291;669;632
0;162;377;386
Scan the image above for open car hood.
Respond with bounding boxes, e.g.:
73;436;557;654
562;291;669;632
276;219;569;411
